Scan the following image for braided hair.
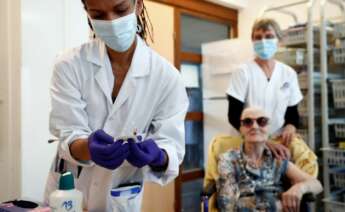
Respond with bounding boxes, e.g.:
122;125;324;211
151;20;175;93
81;0;153;43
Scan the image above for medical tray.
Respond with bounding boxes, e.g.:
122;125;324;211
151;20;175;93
335;124;345;139
333;48;345;64
340;39;345;48
334;22;345;39
322;148;345;167
330;79;345;109
282;26;320;47
323;189;345;212
275;48;320;66
333;173;345;188
275;49;305;66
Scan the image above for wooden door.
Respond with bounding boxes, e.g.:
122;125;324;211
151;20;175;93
141;1;175;212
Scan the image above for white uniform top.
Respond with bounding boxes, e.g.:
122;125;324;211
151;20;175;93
226;60;302;135
44;36;189;211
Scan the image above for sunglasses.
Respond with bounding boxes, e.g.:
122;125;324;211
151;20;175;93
241;117;269;128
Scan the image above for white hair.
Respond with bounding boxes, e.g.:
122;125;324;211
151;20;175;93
240;106;270;120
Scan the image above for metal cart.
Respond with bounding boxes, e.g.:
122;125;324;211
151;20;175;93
320;0;345;211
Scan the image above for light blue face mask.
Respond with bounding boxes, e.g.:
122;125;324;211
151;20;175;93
253;39;278;60
90;11;137;52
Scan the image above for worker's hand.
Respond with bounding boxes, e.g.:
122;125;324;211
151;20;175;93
282;184;303;212
281;124;296;147
88;129;129;170
127;137;167;169
266;142;291;160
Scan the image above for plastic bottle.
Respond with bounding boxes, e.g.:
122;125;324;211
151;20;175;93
49;172;83;212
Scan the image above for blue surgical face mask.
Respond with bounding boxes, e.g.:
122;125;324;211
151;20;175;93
253;38;278;60
90;11;137;52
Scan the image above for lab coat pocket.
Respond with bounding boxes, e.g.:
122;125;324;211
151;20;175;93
110;184;142;212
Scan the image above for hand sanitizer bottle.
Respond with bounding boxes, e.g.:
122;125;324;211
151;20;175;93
49;172;83;212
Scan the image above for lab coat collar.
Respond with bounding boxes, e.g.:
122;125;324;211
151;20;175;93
130;36;151;78
86;35;150;78
85;38;106;67
90;35;151;110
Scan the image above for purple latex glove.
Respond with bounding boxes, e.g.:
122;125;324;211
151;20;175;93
88;129;129;170
127;137;166;168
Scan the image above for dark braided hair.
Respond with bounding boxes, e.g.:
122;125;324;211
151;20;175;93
81;0;153;43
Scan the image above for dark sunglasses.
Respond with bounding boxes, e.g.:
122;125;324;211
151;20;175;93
241;117;269;128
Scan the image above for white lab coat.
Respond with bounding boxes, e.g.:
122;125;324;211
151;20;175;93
44;36;189;212
226;60;302;135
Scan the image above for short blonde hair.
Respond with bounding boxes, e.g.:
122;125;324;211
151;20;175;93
251;18;283;41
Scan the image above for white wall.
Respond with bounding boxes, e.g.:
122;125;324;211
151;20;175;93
21;0;89;201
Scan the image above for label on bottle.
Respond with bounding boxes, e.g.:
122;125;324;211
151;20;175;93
51;199;79;212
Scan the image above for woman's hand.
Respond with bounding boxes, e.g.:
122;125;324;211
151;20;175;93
282;184;304;212
127;137;168;169
266;142;291;160
281;124;296;147
88;129;129;170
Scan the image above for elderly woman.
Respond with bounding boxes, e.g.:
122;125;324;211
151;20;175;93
227;18;303;159
217;106;322;212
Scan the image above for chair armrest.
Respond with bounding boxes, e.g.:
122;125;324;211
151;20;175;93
301;192;316;202
201;182;217;198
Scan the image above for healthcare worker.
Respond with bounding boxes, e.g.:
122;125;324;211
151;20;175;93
44;0;189;211
226;18;303;159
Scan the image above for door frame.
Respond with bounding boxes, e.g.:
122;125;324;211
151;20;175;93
147;1;237;211
173;7;236;210
0;0;21;200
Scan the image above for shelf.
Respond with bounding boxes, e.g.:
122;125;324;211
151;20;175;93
329;118;345;125
323;189;345;211
327;73;345;81
329;167;345;174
